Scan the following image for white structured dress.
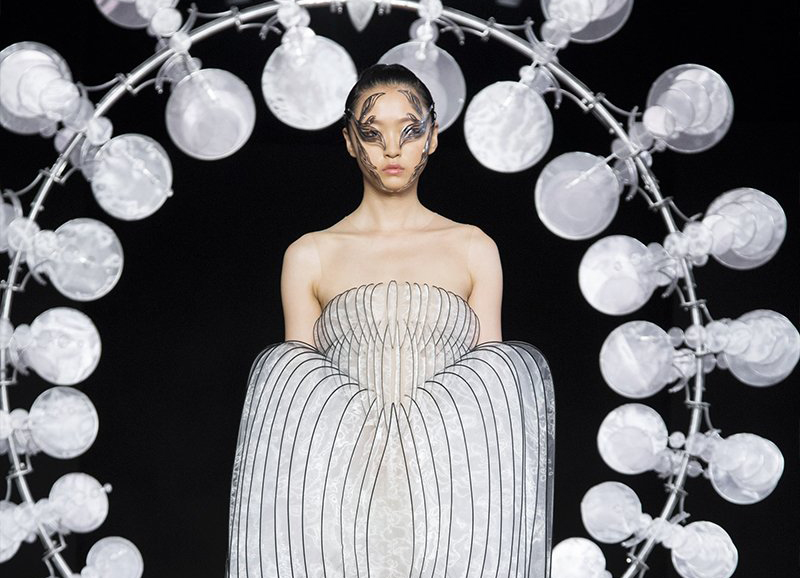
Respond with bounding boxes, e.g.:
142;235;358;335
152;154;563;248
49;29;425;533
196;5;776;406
226;280;555;578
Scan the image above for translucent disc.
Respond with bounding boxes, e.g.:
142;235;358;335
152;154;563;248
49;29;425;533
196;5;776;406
87;536;145;578
379;41;466;132
91;133;173;220
29;386;99;459
542;0;634;43
726;310;799;386
262;35;357;130
0;42;71;135
25;307;101;385
44;218;124;301
597;403;668;474
94;0;150;29
709;433;784;504
49;472;108;532
581;481;643;543
578;235;654;315
552;537;610;578
464;80;553;173
166;68;256;160
671;521;738;578
646;64;733;153
599;321;674;398
535;151;621;239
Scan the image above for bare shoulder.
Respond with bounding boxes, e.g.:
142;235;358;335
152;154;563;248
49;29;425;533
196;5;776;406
284;231;320;263
466;224;499;252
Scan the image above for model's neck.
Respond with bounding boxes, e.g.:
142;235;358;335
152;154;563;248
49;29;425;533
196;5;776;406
351;181;432;232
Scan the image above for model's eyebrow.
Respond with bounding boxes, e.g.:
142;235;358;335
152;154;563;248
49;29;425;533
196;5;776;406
368;114;421;125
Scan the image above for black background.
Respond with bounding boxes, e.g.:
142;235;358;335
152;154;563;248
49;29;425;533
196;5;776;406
1;1;797;576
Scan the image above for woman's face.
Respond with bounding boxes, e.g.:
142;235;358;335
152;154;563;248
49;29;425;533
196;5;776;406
342;83;438;194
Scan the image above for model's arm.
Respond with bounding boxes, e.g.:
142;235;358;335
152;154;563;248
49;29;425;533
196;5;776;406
281;232;322;346
467;225;503;344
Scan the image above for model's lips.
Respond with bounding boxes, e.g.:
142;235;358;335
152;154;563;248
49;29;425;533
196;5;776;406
383;165;404;173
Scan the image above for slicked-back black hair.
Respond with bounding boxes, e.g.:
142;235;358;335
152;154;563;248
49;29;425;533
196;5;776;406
343;63;437;130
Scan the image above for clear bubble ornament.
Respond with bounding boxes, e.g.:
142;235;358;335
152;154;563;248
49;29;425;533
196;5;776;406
91;134;173;220
23;307;102;385
552;537;611;578
600;321;675;398
535;152;621;239
49;473;110;533
709;432;784;504
644;64;733;153
579;235;655;315
28;386;99;459
0;199;23;253
86;536;144;578
725;309;799;387
0;42;73;135
379;40;466;132
581;481;648;543
6;217;40;257
703;188;786;269
166;68;256;160
262;33;357;130
671;521;738;578
463;80;553;173
597;403;668;474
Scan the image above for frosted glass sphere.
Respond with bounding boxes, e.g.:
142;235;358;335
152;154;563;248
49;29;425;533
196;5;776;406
166;68;256;160
94;0;149;29
0;42;72;135
581;481;645;543
379;41;466;132
578;235;654;315
39;78;80;121
597;403;668;474
671;521;738;578
543;0;633;43
26;229;60;273
645;64;733;153
262;34;356;130
552;537;611;578
535;151;621;240
86;536;144;578
91;134;172;220
0;199;22;253
6;217;41;256
704;188;786;269
464;80;553;173
24;307;101;385
725;310;799;387
49;473;109;533
39;218;124;301
149;7;182;37
28;386;99;459
600;321;674;398
709;433;783;504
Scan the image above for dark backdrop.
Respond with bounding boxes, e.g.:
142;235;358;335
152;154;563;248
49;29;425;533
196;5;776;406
1;1;797;577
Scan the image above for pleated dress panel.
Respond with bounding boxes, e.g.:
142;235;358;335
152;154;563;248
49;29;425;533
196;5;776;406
226;280;555;578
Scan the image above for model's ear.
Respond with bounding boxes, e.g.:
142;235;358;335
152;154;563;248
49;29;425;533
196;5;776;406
428;121;439;155
342;126;356;158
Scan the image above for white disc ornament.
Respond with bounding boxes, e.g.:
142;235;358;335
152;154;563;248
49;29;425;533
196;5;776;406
579;235;654;315
94;0;150;29
24;307;102;385
262;33;356;130
464;80;553;173
379;41;466;132
709;433;784;504
552;537;611;578
166;68;256;160
597;403;668;474
91;134;173;220
86;536;144;578
49;472;109;533
600;321;674;398
535;151;621;239
581;481;645;543
28;386;99;459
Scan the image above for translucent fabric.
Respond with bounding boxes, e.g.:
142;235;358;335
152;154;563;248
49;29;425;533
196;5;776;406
226;280;555;577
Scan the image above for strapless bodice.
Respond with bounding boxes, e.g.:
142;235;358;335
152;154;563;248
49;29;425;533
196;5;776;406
313;281;480;408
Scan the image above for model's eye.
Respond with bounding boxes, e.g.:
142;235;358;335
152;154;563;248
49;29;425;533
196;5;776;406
403;125;425;139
